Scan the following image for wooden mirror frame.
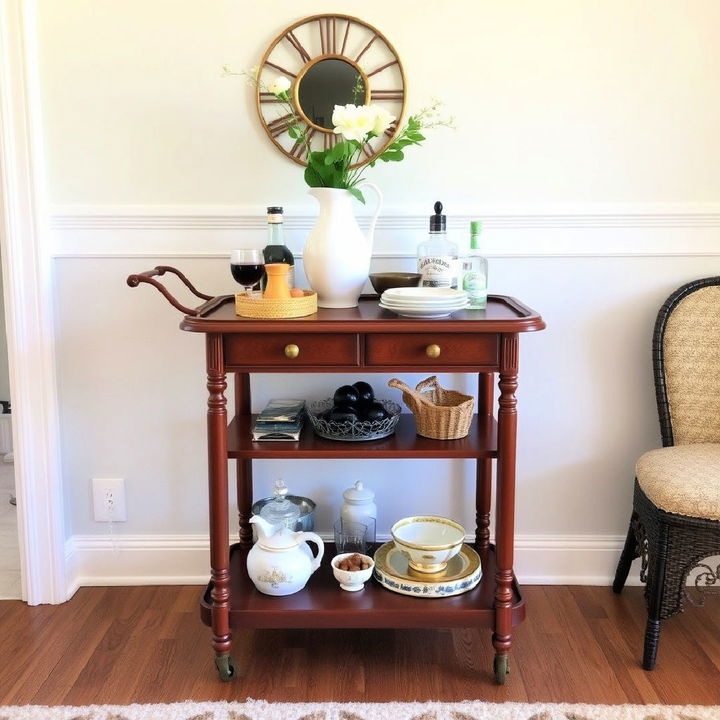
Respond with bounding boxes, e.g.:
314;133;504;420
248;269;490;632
255;14;406;167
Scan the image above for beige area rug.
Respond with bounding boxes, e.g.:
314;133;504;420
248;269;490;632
0;701;718;720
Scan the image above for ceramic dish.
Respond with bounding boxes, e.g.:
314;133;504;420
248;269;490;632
382;287;467;302
373;541;481;598
331;552;375;592
378;304;461;319
369;272;421;294
391;515;466;572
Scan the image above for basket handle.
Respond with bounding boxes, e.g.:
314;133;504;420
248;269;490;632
415;375;442;394
388;378;433;412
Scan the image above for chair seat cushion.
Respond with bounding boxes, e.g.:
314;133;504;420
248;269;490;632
636;443;720;520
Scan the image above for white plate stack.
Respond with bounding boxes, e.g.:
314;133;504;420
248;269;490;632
379;287;469;318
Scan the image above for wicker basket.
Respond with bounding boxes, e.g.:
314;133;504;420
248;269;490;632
388;376;474;440
235;290;317;319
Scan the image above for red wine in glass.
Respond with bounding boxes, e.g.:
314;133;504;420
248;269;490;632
230;249;264;295
231;263;263;287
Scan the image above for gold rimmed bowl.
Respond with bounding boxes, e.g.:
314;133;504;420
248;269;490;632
390;515;466;574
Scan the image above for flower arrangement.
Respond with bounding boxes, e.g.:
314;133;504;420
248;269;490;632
226;68;454;204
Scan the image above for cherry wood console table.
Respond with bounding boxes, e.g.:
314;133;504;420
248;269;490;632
128;266;545;684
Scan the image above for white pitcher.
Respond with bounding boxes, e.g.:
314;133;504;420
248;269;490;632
303;184;383;308
247;515;324;596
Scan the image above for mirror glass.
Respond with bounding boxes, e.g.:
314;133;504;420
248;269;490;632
298;59;366;130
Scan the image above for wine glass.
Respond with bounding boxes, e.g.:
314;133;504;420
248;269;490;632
230;249;264;296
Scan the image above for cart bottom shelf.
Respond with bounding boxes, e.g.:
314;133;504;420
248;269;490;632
199;542;525;630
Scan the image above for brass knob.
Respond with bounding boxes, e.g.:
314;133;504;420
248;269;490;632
284;344;300;359
425;344;441;358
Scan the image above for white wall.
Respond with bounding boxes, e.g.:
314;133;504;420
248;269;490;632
33;1;720;589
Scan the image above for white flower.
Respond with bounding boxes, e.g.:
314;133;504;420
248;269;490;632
332;104;376;143
370;106;395;136
268;76;291;96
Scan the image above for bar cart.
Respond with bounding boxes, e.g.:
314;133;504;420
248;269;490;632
127;266;545;684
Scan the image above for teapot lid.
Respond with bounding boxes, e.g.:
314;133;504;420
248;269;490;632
259;479;301;528
343;480;374;503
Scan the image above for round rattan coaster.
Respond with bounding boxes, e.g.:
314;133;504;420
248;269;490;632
235;291;317;319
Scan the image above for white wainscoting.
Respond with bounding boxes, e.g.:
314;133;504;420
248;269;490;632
51;204;720;595
65;532;643;595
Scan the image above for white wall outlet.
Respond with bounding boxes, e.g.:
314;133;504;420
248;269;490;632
92;477;127;522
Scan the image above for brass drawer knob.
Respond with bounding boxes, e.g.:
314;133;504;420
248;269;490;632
425;344;441;358
284;344;300;359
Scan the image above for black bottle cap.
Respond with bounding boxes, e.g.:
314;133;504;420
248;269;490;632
267;206;283;214
429;201;446;231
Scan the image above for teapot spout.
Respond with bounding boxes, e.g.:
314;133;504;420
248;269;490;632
250;515;277;541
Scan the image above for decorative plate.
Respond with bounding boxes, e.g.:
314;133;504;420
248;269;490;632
373;541;481;598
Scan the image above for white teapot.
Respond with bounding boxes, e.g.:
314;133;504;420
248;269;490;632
248;515;324;596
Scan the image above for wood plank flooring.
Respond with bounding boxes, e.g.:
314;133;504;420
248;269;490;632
1;585;719;706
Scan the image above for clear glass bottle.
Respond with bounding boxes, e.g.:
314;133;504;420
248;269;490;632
417;201;459;288
260;206;295;290
462;220;488;309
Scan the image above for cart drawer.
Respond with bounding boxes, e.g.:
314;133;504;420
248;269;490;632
224;333;360;368
365;333;498;367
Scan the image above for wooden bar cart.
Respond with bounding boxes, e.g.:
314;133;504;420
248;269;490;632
128;266;545;684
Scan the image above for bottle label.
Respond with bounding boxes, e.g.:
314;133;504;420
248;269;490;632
267;214;283;224
418;256;457;288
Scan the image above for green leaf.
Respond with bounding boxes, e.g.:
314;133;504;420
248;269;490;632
288;126;300;140
304;164;323;187
380;149;405;162
347;187;366;204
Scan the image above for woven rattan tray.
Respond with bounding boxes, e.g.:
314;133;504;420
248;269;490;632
235;291;317;319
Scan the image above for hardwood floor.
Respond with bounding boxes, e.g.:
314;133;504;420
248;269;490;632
1;585;719;706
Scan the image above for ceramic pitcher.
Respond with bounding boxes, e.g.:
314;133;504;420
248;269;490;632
247;516;324;596
303;184;383;308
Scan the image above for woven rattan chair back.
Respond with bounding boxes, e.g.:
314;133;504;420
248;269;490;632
653;277;720;446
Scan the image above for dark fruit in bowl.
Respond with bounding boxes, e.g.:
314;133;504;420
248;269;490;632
359;401;389;422
328;404;359;423
352;380;375;406
333;385;360;407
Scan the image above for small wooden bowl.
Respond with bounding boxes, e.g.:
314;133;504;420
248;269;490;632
369;272;421;295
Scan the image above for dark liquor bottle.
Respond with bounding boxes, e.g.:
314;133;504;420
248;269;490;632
260;206;295;290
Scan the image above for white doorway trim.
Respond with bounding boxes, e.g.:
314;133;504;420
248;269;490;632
0;0;67;604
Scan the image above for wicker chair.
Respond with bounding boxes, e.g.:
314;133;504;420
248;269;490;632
613;276;720;670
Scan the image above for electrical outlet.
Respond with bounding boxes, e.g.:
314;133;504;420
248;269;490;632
92;478;127;522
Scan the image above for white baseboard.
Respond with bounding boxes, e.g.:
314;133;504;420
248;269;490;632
65;532;644;598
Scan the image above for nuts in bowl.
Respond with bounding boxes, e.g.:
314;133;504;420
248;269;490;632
331;552;374;592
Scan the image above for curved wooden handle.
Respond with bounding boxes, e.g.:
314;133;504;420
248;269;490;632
126;265;217;316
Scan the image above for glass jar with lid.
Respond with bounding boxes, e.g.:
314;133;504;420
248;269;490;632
258;479;301;530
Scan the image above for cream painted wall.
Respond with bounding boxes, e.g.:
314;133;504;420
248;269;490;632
33;1;720;586
37;0;720;209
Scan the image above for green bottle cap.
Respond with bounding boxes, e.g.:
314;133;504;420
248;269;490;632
470;220;482;234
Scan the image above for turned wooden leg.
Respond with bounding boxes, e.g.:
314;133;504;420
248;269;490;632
234;373;253;548
493;333;519;682
207;335;232;672
613;512;639;593
475;372;494;550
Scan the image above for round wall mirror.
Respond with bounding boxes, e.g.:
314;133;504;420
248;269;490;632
255;14;406;166
297;58;367;130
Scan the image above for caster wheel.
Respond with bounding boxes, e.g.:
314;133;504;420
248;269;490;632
493;654;510;685
215;653;235;682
